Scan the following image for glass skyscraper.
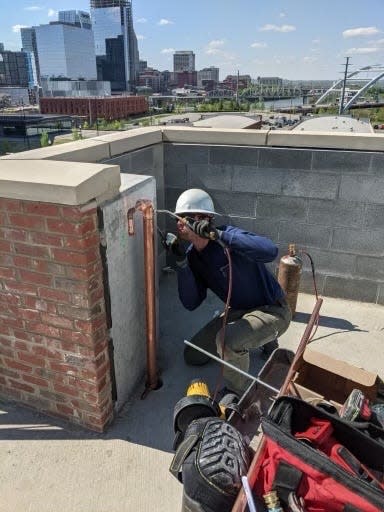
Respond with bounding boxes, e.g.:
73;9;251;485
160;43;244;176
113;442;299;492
34;21;97;81
90;0;139;92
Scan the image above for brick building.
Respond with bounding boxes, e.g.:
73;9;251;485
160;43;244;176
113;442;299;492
40;96;148;121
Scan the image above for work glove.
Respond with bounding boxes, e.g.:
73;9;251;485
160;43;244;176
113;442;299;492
165;233;187;268
191;219;220;240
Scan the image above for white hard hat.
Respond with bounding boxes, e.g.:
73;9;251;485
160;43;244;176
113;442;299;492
174;189;216;216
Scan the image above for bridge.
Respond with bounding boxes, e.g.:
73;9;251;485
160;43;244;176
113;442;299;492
315;64;384;113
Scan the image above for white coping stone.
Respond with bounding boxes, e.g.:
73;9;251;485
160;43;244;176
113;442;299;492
0;139;111;163
162;126;268;146
0;160;121;205
95;126;162;157
267;130;384;151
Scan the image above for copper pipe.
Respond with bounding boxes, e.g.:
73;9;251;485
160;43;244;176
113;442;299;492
127;200;160;397
231;298;323;512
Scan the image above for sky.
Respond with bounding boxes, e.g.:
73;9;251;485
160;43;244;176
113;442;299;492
1;0;384;81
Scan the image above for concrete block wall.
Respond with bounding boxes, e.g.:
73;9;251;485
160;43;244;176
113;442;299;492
164;143;384;304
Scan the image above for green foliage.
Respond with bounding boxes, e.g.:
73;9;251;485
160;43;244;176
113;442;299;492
40;130;49;147
72;128;83;141
82;121;89;130
0;140;11;155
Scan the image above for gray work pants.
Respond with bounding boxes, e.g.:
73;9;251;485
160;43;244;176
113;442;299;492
186;300;291;395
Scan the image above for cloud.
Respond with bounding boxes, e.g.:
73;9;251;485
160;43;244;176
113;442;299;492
279;12;286;18
343;27;380;38
12;24;28;33
207;39;224;48
260;24;296;33
24;5;42;10
303;56;319;64
136;17;147;23
47;8;57;17
158;18;173;26
137;34;145;40
346;47;379;54
250;41;267;48
161;48;175;54
312;39;320;44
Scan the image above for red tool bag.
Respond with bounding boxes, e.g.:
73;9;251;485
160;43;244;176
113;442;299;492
253;396;384;512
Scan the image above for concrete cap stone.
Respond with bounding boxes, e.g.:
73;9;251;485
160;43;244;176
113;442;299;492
0;160;121;205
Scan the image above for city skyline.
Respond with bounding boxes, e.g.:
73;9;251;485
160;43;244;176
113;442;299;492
1;0;384;80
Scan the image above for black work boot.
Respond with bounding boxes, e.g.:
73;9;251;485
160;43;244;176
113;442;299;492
261;339;279;358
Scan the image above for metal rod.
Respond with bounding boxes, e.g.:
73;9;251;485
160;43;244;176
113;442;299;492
183;340;279;394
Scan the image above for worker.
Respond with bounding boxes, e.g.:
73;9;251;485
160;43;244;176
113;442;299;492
169;188;291;397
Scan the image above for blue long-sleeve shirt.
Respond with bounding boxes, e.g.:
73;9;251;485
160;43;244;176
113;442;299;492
177;225;285;311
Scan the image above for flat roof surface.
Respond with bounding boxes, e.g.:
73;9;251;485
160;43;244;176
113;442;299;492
193;114;261;129
1;273;383;512
292;115;373;133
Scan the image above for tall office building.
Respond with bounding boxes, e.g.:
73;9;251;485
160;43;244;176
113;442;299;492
0;50;37;87
90;0;139;92
21;27;40;82
34;18;97;81
173;51;195;73
58;10;92;29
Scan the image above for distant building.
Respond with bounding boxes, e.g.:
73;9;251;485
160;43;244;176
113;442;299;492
139;60;148;72
0;43;4;52
41;78;111;98
20;27;40;82
35;19;97;81
257;76;283;87
173;51;195;73
176;71;197;88
90;0;139;92
197;67;219;88
138;68;161;93
40;95;148;120
0;50;37;88
222;74;251;91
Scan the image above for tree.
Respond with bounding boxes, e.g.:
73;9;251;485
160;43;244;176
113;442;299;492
40;131;49;147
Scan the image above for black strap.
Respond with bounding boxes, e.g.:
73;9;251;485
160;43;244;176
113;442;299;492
273;460;303;506
169;433;200;482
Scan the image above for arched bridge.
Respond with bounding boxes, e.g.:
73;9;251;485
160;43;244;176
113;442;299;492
315;64;384;113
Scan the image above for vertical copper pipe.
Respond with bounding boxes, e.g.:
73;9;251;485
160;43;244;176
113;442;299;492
127;200;159;398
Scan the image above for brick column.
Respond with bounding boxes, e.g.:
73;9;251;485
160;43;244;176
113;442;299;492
0;198;113;431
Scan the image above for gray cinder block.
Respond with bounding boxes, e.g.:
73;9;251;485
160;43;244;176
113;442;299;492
210;190;255;217
308;199;364;228
332;227;384;256
278;221;331;248
282;171;339;200
188;164;232;191
209;145;258;166
340;175;384;204
356;255;384;280
259;147;312;170
364;204;384;229
233;167;283;194
324;275;378;303
312;150;371;173
256;195;307;221
165;143;209;165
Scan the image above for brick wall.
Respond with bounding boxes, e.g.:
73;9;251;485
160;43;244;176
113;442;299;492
0;197;113;431
40;96;149;121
